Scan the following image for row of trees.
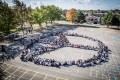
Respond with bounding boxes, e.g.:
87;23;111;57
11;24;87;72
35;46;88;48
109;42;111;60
102;12;120;28
0;0;120;35
32;5;62;30
83;9;120;14
0;0;33;35
65;9;120;28
0;0;62;35
0;0;18;34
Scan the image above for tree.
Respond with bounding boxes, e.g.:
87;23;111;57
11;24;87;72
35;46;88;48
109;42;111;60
0;1;18;35
32;8;44;29
47;5;62;24
66;8;76;23
26;6;34;31
32;5;62;30
97;9;101;13
61;9;67;20
103;12;113;27
74;11;86;24
89;10;94;16
111;15;120;29
99;17;102;24
40;5;49;26
13;0;28;34
103;12;120;29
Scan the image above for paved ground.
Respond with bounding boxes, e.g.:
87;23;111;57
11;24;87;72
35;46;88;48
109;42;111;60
1;25;120;80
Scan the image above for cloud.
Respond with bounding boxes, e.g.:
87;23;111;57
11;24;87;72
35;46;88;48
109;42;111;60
83;0;91;2
91;1;101;5
73;0;101;5
73;0;92;4
19;0;26;2
24;0;42;8
74;0;91;2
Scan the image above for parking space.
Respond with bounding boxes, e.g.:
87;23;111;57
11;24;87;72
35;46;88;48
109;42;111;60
0;63;68;80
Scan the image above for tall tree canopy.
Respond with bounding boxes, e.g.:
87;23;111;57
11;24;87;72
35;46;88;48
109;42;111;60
103;12;120;28
40;5;49;26
47;5;62;24
111;15;120;28
66;8;76;23
32;7;45;30
74;11;86;24
13;0;29;34
32;5;62;30
103;12;113;27
0;0;18;35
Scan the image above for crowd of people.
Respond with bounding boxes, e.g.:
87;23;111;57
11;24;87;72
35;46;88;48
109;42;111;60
0;30;110;68
0;45;22;61
24;28;32;35
21;31;62;49
20;32;110;68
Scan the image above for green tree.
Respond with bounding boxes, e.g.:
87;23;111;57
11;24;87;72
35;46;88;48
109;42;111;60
0;1;18;35
74;11;86;25
40;5;49;26
111;15;120;29
32;7;44;30
61;9;67;20
32;5;62;29
103;12;113;27
47;5;62;24
13;0;28;34
26;6;34;31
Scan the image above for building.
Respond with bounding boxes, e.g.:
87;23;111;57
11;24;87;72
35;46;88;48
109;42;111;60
86;16;100;24
84;13;106;24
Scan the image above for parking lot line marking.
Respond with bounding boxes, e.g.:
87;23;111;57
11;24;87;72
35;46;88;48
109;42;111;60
3;63;69;80
13;58;74;73
57;77;68;80
0;62;3;64
5;66;21;80
90;67;92;77
0;64;4;67
43;75;47;80
56;77;59;80
17;69;28;80
30;72;38;80
25;62;78;77
81;54;83;59
3;65;12;72
96;71;99;78
5;70;11;74
76;67;79;73
20;76;30;80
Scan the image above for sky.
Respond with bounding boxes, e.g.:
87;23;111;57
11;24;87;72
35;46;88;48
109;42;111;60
3;0;120;10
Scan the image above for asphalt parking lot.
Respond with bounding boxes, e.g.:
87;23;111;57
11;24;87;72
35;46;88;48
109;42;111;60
0;26;120;80
0;63;67;80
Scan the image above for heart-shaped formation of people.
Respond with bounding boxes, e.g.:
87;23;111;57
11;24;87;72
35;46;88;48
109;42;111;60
20;32;110;68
